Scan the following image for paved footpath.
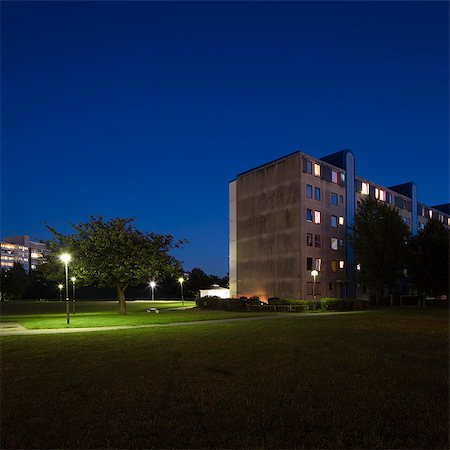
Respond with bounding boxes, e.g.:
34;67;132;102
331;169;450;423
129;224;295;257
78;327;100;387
0;311;371;337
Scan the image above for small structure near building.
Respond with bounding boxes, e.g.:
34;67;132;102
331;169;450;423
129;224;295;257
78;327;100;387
199;284;230;299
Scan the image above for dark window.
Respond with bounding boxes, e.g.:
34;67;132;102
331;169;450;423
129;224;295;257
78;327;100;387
339;195;344;203
395;197;405;209
331;193;338;206
304;158;312;174
306;209;313;222
306;257;313;271
321;165;332;182
329;282;333;290
306;233;313;246
307;282;321;295
314;187;321;201
331;260;338;272
339;239;344;247
306;184;313;198
331;215;337;228
386;192;393;204
314;234;321;248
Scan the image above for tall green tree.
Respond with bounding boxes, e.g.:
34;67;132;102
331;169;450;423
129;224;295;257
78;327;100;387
44;216;185;314
408;219;449;298
0;263;30;301
353;197;410;303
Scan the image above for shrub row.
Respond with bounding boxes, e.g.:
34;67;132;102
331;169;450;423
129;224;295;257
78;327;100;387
197;296;367;312
195;296;263;311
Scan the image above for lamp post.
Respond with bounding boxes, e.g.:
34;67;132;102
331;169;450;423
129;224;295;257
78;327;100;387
59;253;72;324
178;277;184;306
311;270;318;301
58;284;63;302
71;277;76;314
150;281;156;301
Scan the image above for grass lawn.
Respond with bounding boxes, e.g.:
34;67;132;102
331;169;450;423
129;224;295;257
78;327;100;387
0;300;262;329
1;308;448;449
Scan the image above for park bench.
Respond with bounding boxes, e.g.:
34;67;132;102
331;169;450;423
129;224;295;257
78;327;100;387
146;308;160;314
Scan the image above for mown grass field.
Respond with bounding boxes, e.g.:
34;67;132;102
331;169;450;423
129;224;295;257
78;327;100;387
1;307;448;449
0;300;261;329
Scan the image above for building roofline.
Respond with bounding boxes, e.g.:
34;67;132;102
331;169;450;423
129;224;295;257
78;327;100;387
236;151;300;178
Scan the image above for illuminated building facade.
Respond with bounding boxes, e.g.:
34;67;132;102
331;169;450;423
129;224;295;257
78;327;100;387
229;150;449;301
1;235;46;272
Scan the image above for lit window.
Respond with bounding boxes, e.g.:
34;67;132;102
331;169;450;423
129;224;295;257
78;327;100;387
314;211;321;224
331;238;338;251
331;215;337;228
306;209;313;222
331;261;338;273
331;193;338;206
314;187;321;201
356;263;361;271
339;216;344;225
306;257;313;270
375;188;385;201
340;173;345;183
429;210;433;219
448;218;450;226
332;171;338;183
306;233;313;246
314;163;321;177
361;182;369;195
439;215;443;223
314;234;321;248
314;258;322;271
306;184;313;198
339;260;345;269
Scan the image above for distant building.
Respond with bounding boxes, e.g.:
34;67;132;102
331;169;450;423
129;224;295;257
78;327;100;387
1;235;46;272
199;284;230;299
229;150;449;301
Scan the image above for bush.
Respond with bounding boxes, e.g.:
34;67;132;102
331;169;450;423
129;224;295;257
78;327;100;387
320;298;368;311
195;297;249;311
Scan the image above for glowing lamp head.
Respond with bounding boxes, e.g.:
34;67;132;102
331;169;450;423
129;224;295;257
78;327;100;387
311;270;319;278
58;284;63;290
71;277;76;282
178;277;184;284
60;253;71;263
150;281;156;288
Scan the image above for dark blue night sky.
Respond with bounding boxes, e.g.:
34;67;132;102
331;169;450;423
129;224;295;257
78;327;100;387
2;1;448;275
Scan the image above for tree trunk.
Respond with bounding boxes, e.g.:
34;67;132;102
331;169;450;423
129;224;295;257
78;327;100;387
117;285;127;315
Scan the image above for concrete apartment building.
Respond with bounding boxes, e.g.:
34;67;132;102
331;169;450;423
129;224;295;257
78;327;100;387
1;235;46;272
229;150;449;301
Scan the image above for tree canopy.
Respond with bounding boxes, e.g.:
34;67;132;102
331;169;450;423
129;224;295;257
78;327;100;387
0;263;30;301
353;197;410;303
408;218;449;298
43;216;185;314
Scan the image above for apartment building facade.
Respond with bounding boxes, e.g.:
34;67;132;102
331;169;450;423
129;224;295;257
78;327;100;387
229;150;449;301
1;235;46;272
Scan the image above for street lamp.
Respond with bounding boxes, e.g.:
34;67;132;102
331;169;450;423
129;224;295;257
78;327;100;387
58;284;63;302
71;277;77;314
311;270;319;301
149;281;156;301
178;277;184;306
59;253;72;324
